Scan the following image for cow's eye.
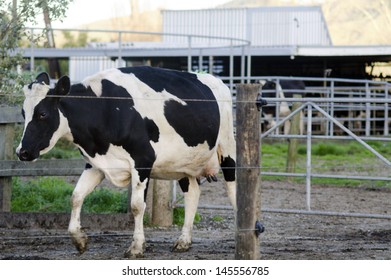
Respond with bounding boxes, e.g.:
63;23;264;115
39;112;48;120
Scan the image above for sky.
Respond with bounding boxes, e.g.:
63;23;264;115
52;0;231;28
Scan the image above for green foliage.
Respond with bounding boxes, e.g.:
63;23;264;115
62;31;88;48
303;142;344;156
11;177;73;212
212;215;224;222
0;0;72;104
11;177;127;213
297;142;377;157
83;188;128;213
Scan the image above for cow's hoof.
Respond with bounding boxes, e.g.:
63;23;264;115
124;241;145;258
172;239;192;252
70;231;88;254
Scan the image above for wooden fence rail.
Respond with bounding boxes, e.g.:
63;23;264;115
0;159;85;177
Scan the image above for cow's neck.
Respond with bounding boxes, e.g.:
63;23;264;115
57;108;73;142
58;96;109;158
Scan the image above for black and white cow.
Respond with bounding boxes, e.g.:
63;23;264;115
16;66;237;258
259;79;305;134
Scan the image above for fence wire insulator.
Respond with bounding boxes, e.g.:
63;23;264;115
256;95;268;111
255;220;265;237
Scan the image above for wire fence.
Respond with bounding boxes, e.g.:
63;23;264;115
2;82;391;216
3;39;391;219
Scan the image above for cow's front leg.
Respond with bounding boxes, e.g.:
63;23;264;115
173;177;200;252
125;178;148;258
68;165;104;254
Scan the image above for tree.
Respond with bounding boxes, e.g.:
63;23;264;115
0;0;72;104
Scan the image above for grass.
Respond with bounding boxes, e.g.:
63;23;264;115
173;207;201;226
11;176;192;226
11;177;127;213
261;139;391;188
212;215;224;222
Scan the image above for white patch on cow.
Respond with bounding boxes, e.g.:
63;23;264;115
78;144;134;187
21;84;49;127
276;83;291;117
263;113;277;130
152;141;216;179
81;69;112;96
259;79;267;87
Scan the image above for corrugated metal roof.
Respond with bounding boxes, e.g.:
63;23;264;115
162;6;332;47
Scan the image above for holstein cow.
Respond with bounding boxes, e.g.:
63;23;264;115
16;66;237;258
259;79;305;134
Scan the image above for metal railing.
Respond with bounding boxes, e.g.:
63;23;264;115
19;27;251;89
9;29;391;219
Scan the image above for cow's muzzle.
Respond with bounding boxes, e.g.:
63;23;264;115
16;148;36;161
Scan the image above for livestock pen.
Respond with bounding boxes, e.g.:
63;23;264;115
1;76;391;259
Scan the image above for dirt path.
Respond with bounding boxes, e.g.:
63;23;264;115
1;179;390;260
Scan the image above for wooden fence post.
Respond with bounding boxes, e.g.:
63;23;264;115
286;93;302;174
151;179;173;226
130;179;173;227
0;107;24;212
0;123;15;212
235;83;261;260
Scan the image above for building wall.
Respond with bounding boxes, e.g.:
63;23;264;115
162;6;332;47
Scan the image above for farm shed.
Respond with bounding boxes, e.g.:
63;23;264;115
162;6;332;47
160;6;391;81
16;6;391;83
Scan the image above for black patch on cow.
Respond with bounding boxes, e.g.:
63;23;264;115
144;118;159;142
220;156;236;182
119;66;220;149
178;177;190;193
85;163;92;169
144;179;150;202
60;79;156;182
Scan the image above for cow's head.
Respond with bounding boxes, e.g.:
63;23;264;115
260;80;277;93
16;73;71;161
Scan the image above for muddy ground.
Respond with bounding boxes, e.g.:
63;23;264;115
1;179;390;260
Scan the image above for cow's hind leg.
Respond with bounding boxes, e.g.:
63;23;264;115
173;177;200;252
68;165;104;254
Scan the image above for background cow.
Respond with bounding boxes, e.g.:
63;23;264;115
259;79;305;134
16;66;237;258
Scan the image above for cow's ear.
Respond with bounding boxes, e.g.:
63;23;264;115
54;76;70;96
35;72;50;85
